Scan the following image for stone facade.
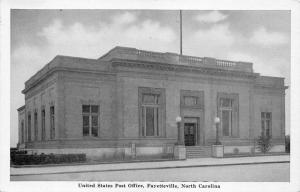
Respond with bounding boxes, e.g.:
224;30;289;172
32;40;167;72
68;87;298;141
17;46;287;159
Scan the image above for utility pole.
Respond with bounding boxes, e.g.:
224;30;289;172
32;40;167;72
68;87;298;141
180;10;183;55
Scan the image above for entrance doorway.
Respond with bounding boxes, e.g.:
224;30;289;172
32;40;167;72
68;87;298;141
184;123;196;146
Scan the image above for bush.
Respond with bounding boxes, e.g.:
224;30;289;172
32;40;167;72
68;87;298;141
256;132;272;153
233;148;239;154
10;150;27;163
11;153;86;165
285;135;290;153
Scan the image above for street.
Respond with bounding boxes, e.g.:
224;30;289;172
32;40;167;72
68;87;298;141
11;162;289;182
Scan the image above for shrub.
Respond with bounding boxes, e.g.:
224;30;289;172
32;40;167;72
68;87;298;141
256;132;272;153
233;148;239;154
102;154;106;160
285;135;290;153
11;153;86;165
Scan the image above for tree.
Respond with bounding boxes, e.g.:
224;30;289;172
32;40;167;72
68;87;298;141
256;130;272;153
285;135;290;153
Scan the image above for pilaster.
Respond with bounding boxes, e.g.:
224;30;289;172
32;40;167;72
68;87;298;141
249;85;254;139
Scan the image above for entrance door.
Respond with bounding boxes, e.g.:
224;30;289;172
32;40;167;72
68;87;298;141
184;123;196;146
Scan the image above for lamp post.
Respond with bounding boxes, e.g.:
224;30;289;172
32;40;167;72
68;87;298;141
214;117;221;145
176;116;183;145
174;116;186;159
212;116;224;158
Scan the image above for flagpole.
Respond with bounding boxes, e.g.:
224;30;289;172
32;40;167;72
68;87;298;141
180;10;183;55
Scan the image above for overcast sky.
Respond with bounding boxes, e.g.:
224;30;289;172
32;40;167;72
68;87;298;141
10;10;290;146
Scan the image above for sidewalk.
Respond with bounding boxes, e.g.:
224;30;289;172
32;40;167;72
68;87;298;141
10;155;290;176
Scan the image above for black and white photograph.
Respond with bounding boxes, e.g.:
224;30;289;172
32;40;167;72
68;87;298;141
1;0;300;191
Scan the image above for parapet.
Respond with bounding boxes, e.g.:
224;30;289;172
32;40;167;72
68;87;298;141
99;46;253;73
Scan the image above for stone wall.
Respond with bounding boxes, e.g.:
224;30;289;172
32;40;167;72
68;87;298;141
63;71;116;139
253;88;285;140
23;73;58;143
26;145;172;161
224;144;285;154
119;69;253;145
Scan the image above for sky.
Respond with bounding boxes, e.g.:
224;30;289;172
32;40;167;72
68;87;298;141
10;10;290;147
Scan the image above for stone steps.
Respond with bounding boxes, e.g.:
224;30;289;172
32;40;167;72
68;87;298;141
186;146;210;158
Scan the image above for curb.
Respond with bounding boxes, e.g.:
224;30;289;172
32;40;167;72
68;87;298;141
11;160;290;177
11;153;290;168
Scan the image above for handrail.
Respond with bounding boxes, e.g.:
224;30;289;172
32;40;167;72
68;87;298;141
179;55;203;63
216;59;236;67
115;47;252;71
136;50;164;58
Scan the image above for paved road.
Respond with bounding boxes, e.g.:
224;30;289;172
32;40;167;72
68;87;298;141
11;162;289;182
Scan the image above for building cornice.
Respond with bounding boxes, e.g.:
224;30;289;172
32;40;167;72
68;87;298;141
254;85;287;90
22;56;286;94
111;59;259;79
22;67;115;94
17;105;25;112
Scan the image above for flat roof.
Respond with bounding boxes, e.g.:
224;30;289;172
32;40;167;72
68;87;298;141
99;46;254;73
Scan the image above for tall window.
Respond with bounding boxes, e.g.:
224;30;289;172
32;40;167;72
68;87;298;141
261;112;272;137
142;94;159;136
50;106;55;139
220;98;233;136
27;113;31;142
139;87;165;137
218;93;238;137
41;108;46;141
34;111;38;141
82;105;99;137
21;120;24;143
